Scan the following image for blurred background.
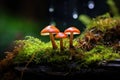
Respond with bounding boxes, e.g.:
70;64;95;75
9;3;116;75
0;0;120;55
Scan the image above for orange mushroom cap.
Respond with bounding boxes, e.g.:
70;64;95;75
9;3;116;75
41;25;60;35
64;27;80;34
55;32;67;39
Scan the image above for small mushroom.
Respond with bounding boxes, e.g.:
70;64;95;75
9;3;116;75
64;27;80;48
40;25;60;49
55;32;67;51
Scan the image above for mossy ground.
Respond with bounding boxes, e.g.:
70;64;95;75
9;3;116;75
8;14;120;68
1;14;120;80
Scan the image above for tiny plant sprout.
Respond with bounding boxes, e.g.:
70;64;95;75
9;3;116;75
40;25;60;49
64;27;80;48
55;32;68;51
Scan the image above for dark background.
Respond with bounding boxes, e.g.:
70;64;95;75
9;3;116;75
0;0;109;26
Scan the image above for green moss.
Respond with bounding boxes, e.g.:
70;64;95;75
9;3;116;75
13;35;120;67
13;36;70;64
13;36;51;63
86;13;117;32
34;48;70;64
82;45;120;66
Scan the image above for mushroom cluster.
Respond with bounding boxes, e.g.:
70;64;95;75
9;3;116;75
40;25;80;51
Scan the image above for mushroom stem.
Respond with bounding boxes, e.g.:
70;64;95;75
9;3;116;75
50;33;57;49
70;32;73;48
60;38;64;51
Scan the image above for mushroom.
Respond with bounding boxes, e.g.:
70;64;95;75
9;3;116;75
40;25;60;49
64;27;80;48
55;32;67;51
